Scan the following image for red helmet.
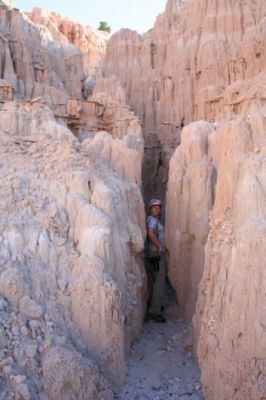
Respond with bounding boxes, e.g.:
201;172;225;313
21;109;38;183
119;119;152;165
148;199;162;209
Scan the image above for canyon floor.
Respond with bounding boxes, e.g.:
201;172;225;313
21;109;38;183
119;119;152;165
119;284;204;400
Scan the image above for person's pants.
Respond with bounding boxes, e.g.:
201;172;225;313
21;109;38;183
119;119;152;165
145;255;166;315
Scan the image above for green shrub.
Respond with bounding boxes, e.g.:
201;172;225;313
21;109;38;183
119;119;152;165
98;21;111;33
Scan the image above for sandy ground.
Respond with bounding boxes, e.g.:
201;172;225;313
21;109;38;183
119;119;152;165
119;285;204;400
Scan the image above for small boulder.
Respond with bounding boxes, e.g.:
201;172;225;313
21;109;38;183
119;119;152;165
19;296;43;320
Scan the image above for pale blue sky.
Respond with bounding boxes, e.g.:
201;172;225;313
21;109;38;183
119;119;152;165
14;0;167;33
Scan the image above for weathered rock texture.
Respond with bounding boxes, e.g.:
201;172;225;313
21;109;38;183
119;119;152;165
104;0;266;398
0;1;146;398
165;120;216;319
194;115;266;400
0;0;106;101
166;103;266;400
1;0;266;398
104;0;266;200
105;0;266;141
27;7;108;77
0;97;145;397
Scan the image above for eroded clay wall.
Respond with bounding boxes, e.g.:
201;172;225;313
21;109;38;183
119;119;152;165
0;1;146;397
104;0;266;201
0;1;107;100
1;0;266;398
105;0;266;142
103;0;266;398
194;112;266;399
0;98;145;397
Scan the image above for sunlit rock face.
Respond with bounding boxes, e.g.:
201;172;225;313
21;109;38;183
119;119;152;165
193;114;266;400
27;7;108;76
103;0;266;398
0;98;145;396
165;71;266;321
104;0;266;142
166;102;266;398
0;2;146;397
1;0;265;398
0;1;106;100
85;77;144;187
165;5;266;399
103;0;266;201
165;120;216;319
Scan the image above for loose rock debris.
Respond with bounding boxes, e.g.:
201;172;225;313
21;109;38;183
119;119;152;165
120;289;204;400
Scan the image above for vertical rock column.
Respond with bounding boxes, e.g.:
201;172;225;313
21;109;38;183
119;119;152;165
165;120;217;318
194;116;266;399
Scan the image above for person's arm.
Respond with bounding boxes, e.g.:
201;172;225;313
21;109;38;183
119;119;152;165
147;228;163;254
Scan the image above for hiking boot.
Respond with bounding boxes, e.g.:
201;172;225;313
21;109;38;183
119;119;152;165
146;313;166;323
146;304;165;314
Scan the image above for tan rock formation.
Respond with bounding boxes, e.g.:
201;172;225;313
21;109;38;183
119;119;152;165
165;120;216;319
166;104;266;400
27;7;108;76
194;115;266;400
0;97;145;396
0;79;14;102
104;0;266;198
103;0;266;398
1;0;265;398
0;1;148;398
165;68;266;400
0;295;113;399
0;1;106;101
165;61;266;322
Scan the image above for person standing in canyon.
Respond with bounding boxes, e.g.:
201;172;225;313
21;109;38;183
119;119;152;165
145;199;167;323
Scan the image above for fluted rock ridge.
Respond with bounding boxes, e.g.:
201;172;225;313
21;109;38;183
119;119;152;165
0;95;145;396
105;0;266;143
0;3;146;397
27;7;108;75
104;0;266;212
103;0;266;398
0;1;106;101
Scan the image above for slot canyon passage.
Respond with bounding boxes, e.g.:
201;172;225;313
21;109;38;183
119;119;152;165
0;0;265;399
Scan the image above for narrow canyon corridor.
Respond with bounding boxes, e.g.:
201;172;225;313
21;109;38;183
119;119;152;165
119;100;205;398
120;285;204;400
0;0;265;398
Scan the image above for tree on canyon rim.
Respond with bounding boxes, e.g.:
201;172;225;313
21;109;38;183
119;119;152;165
98;21;111;33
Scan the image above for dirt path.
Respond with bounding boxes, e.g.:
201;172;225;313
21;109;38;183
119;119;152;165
119;286;204;400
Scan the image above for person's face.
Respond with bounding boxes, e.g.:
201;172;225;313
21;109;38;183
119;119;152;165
150;205;161;217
